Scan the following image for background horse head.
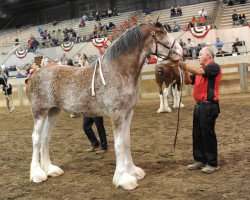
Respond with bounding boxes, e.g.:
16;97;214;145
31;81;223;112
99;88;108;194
26;21;183;190
155;62;185;113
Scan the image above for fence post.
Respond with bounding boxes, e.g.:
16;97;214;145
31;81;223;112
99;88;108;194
239;63;248;92
18;79;24;106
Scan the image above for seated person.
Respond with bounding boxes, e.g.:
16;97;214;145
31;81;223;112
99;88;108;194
189;16;197;27
232;47;240;56
198;7;208;19
227;0;234;6
215;37;224;49
232;10;239;26
172;21;180;32
146;54;157;64
108;21;116;29
197;16;206;26
176;6;182;16
239;13;247;25
164;23;172;33
232;37;244;48
145;6;152;15
216;48;230;57
170;7;176;17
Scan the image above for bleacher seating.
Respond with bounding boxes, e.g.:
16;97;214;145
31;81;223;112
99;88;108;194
138;2;216;30
220;1;250;28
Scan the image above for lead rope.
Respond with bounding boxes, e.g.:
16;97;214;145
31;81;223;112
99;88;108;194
91;57;106;96
173;67;184;149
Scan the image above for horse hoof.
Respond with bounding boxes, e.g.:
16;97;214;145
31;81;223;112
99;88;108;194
47;164;64;177
180;103;185;108
114;172;139;190
129;166;146;180
30;166;47;183
157;109;164;113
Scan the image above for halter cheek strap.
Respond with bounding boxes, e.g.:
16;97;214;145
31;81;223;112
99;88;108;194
151;31;178;61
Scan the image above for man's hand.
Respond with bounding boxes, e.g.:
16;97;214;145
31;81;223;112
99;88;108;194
169;60;187;70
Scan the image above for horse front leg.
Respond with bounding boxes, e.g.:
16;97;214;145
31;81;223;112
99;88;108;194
112;111;143;190
157;84;166;113
123;110;145;180
30;110;48;183
40;107;64;178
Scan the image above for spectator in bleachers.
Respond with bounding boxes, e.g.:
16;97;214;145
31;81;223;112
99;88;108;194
146;54;157;64
232;37;245;52
196;44;202;57
67;59;74;66
239;0;246;4
145;6;152;15
82;14;88;21
198;7;208;19
164;22;172;33
28;35;39;51
170;7;176;17
187;38;196;58
15;38;19;46
232;47;240;56
183;48;191;60
216;48;230;57
108;21;116;29
172;21;181;32
95;11;101;21
51;30;59;46
232;10;239;26
38;27;45;37
79;54;89;67
179;39;186;48
197;15;206;26
16;69;27;78
52;20;58;26
214;37;224;49
239;13;247;26
113;7;118;16
79;18;85;28
108;9;113;17
189;16;197;27
176;6;182;16
227;0;234;6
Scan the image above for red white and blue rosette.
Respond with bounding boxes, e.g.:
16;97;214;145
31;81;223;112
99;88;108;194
61;41;74;52
15;48;28;59
92;37;108;48
190;25;211;38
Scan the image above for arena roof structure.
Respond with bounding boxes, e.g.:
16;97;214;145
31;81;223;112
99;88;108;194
0;0;70;16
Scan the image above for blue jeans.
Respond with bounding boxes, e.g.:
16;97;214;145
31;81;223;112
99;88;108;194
82;117;108;149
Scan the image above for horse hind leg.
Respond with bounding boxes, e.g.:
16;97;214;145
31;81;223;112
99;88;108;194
30;110;48;183
40;107;64;178
112;111;143;190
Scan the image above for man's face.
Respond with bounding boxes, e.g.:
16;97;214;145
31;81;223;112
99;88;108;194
198;49;207;66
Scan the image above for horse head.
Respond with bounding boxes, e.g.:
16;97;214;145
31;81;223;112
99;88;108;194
149;22;183;61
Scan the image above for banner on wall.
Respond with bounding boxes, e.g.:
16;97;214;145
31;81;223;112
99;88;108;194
61;41;75;52
190;25;211;38
92;37;109;55
15;48;28;59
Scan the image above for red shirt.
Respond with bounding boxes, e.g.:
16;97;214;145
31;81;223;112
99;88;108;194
190;62;222;102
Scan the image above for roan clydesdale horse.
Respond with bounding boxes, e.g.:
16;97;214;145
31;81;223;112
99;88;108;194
26;21;183;190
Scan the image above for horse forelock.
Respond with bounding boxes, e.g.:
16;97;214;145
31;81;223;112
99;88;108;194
106;25;147;62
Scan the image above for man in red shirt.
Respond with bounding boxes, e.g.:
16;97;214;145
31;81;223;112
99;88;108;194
173;47;222;174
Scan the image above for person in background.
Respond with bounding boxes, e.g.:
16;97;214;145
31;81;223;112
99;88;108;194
83;116;108;154
173;47;222;174
176;6;182;16
172;21;181;32
0;67;15;113
214;37;224;49
216;48;230;57
170;7;176;17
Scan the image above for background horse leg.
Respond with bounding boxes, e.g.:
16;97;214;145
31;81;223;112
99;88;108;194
30;110;48;183
40;107;64;178
172;84;184;108
111;113;139;190
163;87;172;112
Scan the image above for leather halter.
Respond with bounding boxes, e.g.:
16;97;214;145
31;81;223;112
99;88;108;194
151;31;180;61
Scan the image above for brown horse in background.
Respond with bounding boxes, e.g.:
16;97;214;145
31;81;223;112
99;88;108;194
26;22;183;190
155;62;184;113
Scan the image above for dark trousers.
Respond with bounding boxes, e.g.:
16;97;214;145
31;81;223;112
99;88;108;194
83;117;107;149
192;101;220;166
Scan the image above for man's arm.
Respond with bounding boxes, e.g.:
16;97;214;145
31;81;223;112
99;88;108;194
177;61;205;75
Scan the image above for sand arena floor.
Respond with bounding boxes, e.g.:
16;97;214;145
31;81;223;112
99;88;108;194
0;93;249;200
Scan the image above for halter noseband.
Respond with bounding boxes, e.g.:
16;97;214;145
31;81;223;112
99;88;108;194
151;31;179;61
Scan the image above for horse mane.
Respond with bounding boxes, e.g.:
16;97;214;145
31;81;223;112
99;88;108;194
106;24;147;62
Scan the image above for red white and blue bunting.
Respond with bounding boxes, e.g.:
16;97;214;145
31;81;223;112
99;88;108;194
61;41;74;52
15;48;28;59
92;37;108;48
190;25;211;38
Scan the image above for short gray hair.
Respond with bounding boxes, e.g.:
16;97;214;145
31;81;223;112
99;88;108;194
202;47;214;58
